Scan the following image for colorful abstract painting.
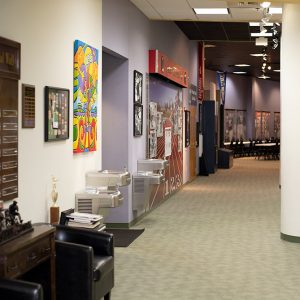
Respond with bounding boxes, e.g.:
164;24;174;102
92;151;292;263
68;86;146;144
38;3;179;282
73;40;98;153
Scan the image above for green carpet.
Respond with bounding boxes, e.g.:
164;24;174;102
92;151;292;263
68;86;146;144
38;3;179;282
111;158;300;300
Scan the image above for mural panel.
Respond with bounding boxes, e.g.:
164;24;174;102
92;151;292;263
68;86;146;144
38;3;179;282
148;76;183;209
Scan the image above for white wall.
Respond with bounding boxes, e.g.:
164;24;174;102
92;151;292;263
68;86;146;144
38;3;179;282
0;0;102;222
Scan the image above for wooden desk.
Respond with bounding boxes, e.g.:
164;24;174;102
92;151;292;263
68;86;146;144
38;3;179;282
0;224;56;300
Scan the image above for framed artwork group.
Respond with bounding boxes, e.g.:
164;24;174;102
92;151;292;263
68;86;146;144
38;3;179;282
134;70;143;137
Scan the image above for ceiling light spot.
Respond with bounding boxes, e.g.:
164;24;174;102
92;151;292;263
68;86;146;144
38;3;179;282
269;7;282;14
193;8;229;15
234;64;250;67
250;53;264;57
251;32;273;37
261;2;271;9
249;22;273;27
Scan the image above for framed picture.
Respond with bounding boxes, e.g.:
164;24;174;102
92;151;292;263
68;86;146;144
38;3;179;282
185;110;190;147
149;130;157;158
134;70;143;104
178;127;182;152
149;102;157;130
45;86;69;141
134;104;143;136
157;112;163;137
165;127;172;157
73;40;98;153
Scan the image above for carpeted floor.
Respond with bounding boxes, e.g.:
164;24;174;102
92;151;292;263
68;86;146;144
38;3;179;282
111;158;300;300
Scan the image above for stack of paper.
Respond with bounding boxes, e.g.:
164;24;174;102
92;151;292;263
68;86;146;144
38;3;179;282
67;212;104;229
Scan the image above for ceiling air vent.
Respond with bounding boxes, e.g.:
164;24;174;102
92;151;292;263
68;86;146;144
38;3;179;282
227;2;260;8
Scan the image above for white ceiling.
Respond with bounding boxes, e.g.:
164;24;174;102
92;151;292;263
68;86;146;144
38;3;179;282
130;0;284;22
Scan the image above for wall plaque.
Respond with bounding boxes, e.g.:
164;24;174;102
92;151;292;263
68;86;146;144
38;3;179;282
0;36;20;201
22;84;35;128
0;36;20;80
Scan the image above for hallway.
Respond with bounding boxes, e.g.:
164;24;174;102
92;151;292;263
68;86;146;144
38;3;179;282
112;158;300;300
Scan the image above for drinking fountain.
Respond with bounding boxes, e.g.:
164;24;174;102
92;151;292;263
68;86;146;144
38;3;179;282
75;169;131;215
132;158;169;214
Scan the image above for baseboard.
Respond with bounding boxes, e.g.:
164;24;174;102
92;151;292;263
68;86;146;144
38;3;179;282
106;223;130;229
281;232;300;243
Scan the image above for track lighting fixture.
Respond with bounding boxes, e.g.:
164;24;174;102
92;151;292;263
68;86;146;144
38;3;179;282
261;2;271;9
260;23;267;34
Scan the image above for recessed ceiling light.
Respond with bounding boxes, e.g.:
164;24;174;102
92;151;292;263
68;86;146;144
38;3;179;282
249;22;273;27
258;75;271;79
233;71;247;74
234;64;250;67
273;69;280;72
269;7;282;14
250;53;264;57
193;8;229;15
255;37;268;46
251;32;273;37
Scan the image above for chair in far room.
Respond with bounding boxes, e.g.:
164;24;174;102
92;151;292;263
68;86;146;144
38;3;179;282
0;278;43;300
55;224;114;300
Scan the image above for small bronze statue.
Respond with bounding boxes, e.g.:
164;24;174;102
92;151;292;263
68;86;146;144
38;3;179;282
8;200;23;225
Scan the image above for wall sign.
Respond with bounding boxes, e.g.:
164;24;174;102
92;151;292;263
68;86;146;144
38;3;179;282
185;110;190;147
0;37;20;80
149;50;188;88
198;42;204;101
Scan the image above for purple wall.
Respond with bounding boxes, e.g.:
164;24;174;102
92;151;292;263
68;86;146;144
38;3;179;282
225;74;251;110
205;69;280;140
102;52;129;223
102;0;198;224
253;78;280;138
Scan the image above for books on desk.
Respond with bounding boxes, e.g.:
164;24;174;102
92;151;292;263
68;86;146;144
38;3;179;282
66;212;104;229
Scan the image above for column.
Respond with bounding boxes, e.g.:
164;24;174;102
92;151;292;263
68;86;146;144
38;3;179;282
281;4;300;241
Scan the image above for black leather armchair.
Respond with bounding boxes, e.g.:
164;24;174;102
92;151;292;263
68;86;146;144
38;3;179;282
0;278;43;300
55;225;114;300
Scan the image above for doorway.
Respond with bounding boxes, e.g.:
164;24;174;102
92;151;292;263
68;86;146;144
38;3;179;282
102;48;129;223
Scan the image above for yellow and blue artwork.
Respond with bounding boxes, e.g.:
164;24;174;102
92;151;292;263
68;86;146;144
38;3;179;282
73;40;98;153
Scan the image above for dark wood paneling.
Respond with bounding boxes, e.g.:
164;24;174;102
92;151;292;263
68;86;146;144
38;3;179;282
0;77;18;201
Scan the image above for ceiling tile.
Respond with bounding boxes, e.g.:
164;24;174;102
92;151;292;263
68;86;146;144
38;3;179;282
130;0;162;18
195;22;228;40
158;12;198;21
147;0;191;10
196;15;233;22
176;22;206;40
187;0;228;9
